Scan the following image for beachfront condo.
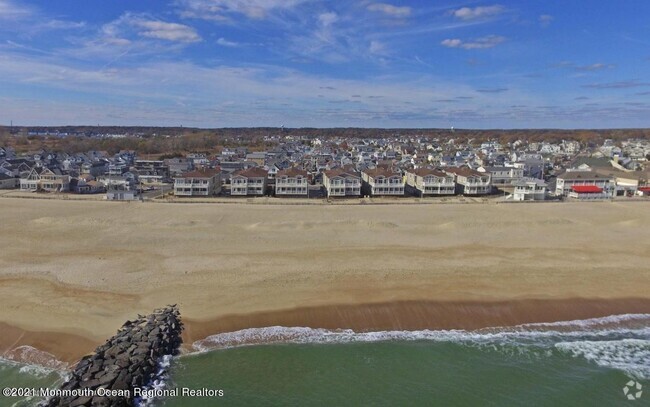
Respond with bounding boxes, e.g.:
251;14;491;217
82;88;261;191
444;167;492;195
275;167;309;197
173;168;222;197
361;168;405;196
231;167;268;196
323;168;361;198
405;168;456;197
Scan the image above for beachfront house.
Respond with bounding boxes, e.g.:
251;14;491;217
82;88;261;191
0;173;16;189
231;167;268;196
323;168;361;198
405;168;455;197
512;178;547;201
20;167;70;192
361;168;405;196
173;168;222;197
444;167;492;195
275;167;309;197
555;170;614;197
477;166;524;185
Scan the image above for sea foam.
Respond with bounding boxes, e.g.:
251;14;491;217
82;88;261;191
191;314;650;379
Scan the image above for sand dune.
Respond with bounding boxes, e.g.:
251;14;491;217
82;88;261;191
0;198;649;361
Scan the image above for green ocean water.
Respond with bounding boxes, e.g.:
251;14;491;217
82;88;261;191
2;315;649;406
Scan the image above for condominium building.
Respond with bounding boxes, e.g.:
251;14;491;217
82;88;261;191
361;167;405;196
275;167;309;196
173;168;221;197
231;167;268;196
405;168;455;196
323;168;361;197
444;167;492;195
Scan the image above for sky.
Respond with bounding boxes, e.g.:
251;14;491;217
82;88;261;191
0;0;649;129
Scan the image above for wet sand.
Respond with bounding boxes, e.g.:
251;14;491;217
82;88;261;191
0;198;648;362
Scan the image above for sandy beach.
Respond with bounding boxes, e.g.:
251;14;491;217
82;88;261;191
0;197;649;363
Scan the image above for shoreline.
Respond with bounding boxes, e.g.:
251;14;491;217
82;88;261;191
3;297;650;365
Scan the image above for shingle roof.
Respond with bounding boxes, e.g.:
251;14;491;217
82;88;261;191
410;168;448;177
233;167;268;178
324;168;359;178
445;167;484;177
177;168;221;178
363;167;400;178
557;171;613;181
277;167;308;177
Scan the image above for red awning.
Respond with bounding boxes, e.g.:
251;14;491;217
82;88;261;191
639;187;650;192
571;185;603;193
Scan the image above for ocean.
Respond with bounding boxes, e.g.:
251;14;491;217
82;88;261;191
2;314;648;406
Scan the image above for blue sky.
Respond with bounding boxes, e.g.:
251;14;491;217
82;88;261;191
0;0;649;128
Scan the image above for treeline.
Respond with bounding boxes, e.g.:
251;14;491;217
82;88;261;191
1;127;649;156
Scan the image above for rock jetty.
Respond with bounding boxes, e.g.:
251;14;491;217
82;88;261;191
43;305;183;407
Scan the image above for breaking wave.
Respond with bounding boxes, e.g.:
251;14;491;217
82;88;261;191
1;346;68;378
192;314;650;379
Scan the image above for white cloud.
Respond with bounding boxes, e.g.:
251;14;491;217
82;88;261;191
176;0;309;21
98;13;201;45
441;35;505;50
575;63;615;71
216;37;239;47
0;0;32;20
369;40;385;54
318;11;338;27
451;5;504;20
539;14;553;27
367;3;411;18
42;20;87;30
134;20;201;43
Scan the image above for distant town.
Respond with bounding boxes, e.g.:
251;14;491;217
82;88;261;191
0;127;649;202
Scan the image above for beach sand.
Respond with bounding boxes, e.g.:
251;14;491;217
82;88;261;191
0;198;648;362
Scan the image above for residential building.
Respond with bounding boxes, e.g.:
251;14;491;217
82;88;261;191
512;178;547;201
323;168;361;197
555;170;614;197
445;167;492;195
245;152;266;166
231;167;268;196
165;158;193;176
75;180;104;194
20;167;70;192
275;167;308;196
132;160;169;183
405;168;455;196
173;168;221;197
0;173;16;189
361;167;405;196
478;166;524;185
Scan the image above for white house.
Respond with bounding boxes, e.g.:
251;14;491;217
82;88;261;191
20;167;70;192
231;167;268;196
174;168;222;197
361;167;405;196
478;166;524;185
275;167;308;196
444;167;491;195
323;168;361;197
405;168;455;196
512;178;547;201
555;170;614;197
